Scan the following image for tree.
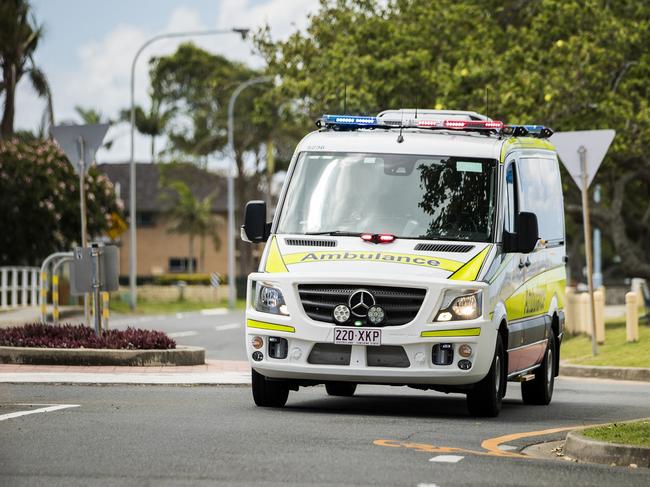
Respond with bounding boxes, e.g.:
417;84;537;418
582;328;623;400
0;138;124;265
120;95;174;163
0;0;53;138
74;106;109;125
159;179;221;274
256;0;650;280
149;43;279;277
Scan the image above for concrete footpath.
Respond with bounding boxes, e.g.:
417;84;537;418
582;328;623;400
0;359;251;385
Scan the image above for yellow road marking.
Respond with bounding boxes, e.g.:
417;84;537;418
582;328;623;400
375;423;592;460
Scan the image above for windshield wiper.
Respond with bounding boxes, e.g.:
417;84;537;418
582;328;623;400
304;231;363;237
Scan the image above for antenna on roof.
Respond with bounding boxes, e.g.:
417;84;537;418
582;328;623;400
343;83;347;113
397;110;405;143
414;94;419;119
485;86;489;120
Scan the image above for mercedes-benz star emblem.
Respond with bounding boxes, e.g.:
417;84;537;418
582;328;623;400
348;289;376;317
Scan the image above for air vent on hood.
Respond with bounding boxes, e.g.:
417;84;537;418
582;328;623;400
285;238;337;247
414;243;474;253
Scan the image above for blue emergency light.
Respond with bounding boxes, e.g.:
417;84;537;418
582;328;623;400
319;114;383;129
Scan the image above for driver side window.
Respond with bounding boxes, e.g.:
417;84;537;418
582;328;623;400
504;163;517;233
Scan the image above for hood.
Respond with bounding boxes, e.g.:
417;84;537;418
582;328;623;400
265;235;492;281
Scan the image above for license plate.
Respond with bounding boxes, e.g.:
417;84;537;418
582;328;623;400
334;327;382;346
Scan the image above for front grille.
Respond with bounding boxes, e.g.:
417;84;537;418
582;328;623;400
414;243;474;253
297;284;426;326
367;346;410;368
308;343;351;365
285;238;337;247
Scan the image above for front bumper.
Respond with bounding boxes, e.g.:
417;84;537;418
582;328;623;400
245;272;497;386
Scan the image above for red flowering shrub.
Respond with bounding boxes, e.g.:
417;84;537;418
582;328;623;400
0;323;176;350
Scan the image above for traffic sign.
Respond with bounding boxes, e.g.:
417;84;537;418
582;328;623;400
51;123;110;173
550;130;615;188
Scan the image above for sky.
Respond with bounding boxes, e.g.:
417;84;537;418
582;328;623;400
15;0;320;163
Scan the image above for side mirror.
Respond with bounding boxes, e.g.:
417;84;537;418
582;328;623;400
503;211;539;254
241;200;270;243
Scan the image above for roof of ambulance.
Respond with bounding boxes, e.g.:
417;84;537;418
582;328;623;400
296;129;556;160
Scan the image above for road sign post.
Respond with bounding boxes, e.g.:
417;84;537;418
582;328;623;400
551;130;615;356
51;123;110;328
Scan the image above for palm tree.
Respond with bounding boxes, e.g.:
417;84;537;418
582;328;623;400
121;95;174;163
0;0;53;138
74;106;109;125
161;180;220;273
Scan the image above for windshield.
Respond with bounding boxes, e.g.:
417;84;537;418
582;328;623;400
276;152;497;242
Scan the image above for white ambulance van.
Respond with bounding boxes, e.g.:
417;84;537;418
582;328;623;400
241;109;566;417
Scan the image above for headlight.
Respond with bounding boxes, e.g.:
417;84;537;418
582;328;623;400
254;282;289;316
434;289;482;321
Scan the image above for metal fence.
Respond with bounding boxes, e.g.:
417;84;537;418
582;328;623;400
0;267;40;309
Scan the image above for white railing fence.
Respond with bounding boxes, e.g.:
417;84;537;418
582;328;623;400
0;267;40;310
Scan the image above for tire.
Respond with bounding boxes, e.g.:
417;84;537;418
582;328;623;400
466;334;505;417
521;335;556;405
251;369;289;407
325;382;357;397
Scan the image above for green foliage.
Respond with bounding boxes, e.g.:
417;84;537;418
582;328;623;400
0;0;53;136
256;0;650;279
582;420;650;448
0;138;124;265
152;273;213;286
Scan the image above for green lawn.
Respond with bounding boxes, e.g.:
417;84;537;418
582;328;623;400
561;319;650;367
109;298;246;315
581;420;650;447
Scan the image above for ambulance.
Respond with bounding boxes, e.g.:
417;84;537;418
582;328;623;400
241;109;566;417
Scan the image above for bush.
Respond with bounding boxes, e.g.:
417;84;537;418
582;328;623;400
0;323;176;350
152;273;215;286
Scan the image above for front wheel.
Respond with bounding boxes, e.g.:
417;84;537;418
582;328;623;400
466;334;505;417
251;369;289;407
521;336;556;405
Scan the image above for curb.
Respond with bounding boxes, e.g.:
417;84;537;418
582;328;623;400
0;345;205;366
565;427;650;468
560;363;650;382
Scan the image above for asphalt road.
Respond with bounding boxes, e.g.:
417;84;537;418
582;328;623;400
109;309;247;361
2;378;649;486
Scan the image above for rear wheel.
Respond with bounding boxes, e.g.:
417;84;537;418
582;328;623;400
251;369;289;407
466;334;505;417
325;382;357;397
521;335;556;405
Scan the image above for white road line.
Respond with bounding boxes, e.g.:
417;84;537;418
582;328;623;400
215;323;241;332
167;331;198;338
417;484;440;487
429;455;464;463
0;404;80;421
201;308;229;316
176;313;184;319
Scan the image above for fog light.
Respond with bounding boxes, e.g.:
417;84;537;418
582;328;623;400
333;304;351;324
458;359;472;370
458;344;472;358
414;352;426;364
437;311;453;322
251;336;264;349
252;351;263;361
367;305;385;325
291;347;302;360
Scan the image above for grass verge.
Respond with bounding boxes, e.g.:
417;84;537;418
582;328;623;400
581;420;650;448
109;298;246;315
561;320;650;367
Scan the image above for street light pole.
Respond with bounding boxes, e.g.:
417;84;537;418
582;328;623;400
226;75;274;309
128;28;249;310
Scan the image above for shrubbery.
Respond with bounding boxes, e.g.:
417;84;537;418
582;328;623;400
0;323;176;350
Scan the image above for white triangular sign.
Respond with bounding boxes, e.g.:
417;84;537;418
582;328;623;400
51;123;110;173
550;130;615;189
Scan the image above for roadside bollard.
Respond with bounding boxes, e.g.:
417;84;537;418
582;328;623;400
625;292;639;342
594;289;605;345
565;287;576;334
40;270;47;323
578;292;591;336
102;292;110;331
52;274;59;325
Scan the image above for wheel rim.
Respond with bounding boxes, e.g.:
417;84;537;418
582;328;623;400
546;348;553;392
495;355;501;396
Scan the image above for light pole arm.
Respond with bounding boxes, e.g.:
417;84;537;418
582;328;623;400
128;28;248;310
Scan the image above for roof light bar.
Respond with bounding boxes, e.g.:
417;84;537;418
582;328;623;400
319;114;382;129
